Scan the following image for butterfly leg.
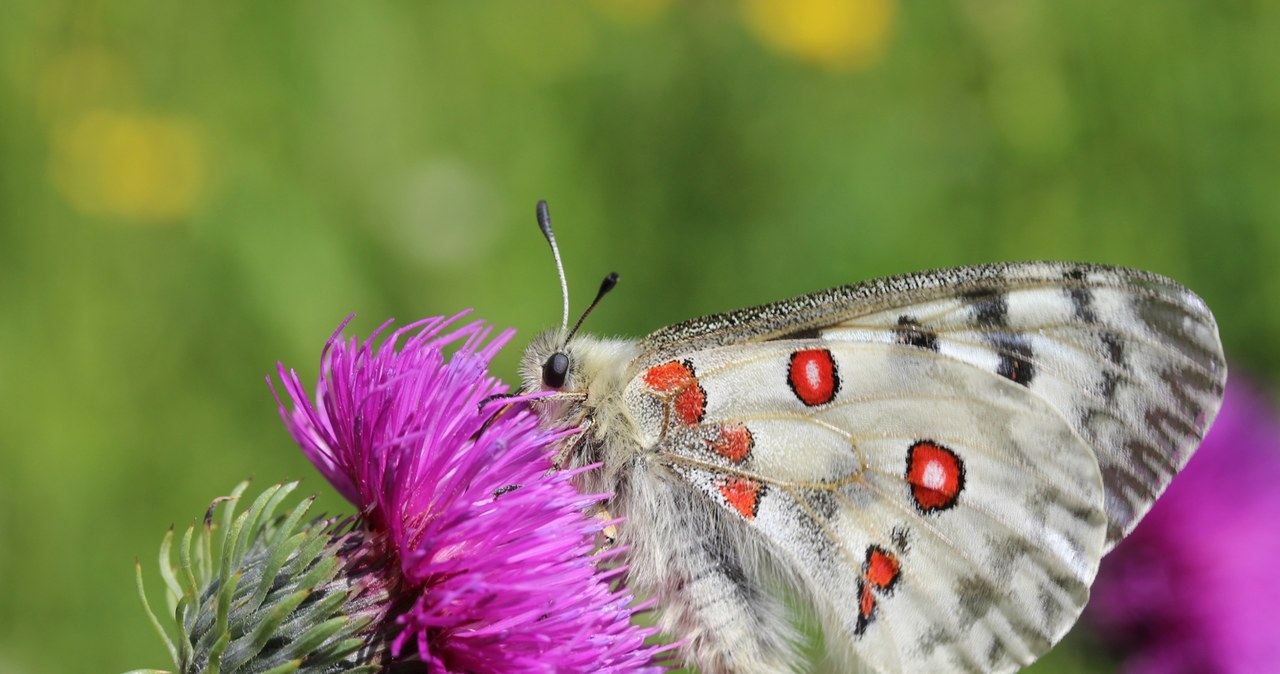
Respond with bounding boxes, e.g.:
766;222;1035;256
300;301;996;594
584;503;620;549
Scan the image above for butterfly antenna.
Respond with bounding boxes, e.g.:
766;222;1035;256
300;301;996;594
536;200;571;333
566;272;619;343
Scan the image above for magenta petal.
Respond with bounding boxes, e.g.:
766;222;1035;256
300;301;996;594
1089;375;1280;673
273;313;667;673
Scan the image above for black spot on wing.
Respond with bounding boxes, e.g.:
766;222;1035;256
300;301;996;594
1064;267;1098;323
1099;370;1121;402
964;288;1009;327
1009;618;1054;662
916;626;952;658
1027;485;1105;536
1100;332;1125;365
1123;437;1170;484
987;535;1037;582
772;326;823;341
986;638;1008;669
890;525;912;554
955;575;1001;629
804;489;840;520
994;336;1036;387
1145;407;1198;460
1038;586;1066;628
1159;363;1224;417
1100;462;1152;541
964;284;1034;386
896;315;940;351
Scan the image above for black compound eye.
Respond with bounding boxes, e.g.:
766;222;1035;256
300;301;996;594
542;352;570;389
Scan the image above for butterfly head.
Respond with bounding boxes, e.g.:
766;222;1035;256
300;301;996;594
521;327;575;394
520;327;640;427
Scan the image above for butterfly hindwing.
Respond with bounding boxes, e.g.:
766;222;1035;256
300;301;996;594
627;342;1107;673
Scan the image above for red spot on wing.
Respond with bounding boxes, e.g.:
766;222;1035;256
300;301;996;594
906;440;965;513
855;544;903;637
716;477;765;520
788;348;839;407
707;424;754;463
645;360;706;426
865;546;900;591
644;360;695;392
855;581;877;635
674;383;707;425
860;582;876;617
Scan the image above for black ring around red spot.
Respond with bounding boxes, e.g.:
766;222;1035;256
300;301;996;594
905;440;965;514
788;348;839;407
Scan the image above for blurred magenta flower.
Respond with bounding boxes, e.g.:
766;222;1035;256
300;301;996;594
1089;375;1280;673
274;312;667;673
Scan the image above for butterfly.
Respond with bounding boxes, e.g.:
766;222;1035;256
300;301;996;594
518;202;1226;674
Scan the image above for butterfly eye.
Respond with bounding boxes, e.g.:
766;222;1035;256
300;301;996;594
542;352;570;390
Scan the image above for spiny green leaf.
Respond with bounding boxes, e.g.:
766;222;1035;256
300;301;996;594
250;496;316;611
136;560;179;665
130;483;390;674
158;527;182;613
257;661;302;674
204;630;231;674
232;484;282;569
287;616;347;657
179;523;199;603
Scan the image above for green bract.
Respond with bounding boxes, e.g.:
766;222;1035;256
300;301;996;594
127;482;390;674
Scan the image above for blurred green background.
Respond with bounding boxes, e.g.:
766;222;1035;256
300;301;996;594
1;1;1277;672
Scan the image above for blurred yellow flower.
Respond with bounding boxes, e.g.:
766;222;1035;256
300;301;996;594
50;109;208;224
590;0;674;24
743;0;895;71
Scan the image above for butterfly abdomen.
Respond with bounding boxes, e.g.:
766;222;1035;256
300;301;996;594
617;454;803;674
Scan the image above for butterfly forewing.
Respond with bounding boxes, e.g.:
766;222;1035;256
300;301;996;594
620;262;1224;672
636;263;1225;548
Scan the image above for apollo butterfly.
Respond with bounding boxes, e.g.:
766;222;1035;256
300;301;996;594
519;202;1226;674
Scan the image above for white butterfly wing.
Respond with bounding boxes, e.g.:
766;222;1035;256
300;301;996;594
628;343;1104;672
623;263;1224;672
638;263;1225;548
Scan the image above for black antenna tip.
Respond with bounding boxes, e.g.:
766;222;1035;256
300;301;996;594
536;200;552;235
566;271;622;342
600;272;619;294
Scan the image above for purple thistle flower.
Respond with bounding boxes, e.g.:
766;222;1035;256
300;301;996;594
273;312;669;673
1089;375;1280;674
